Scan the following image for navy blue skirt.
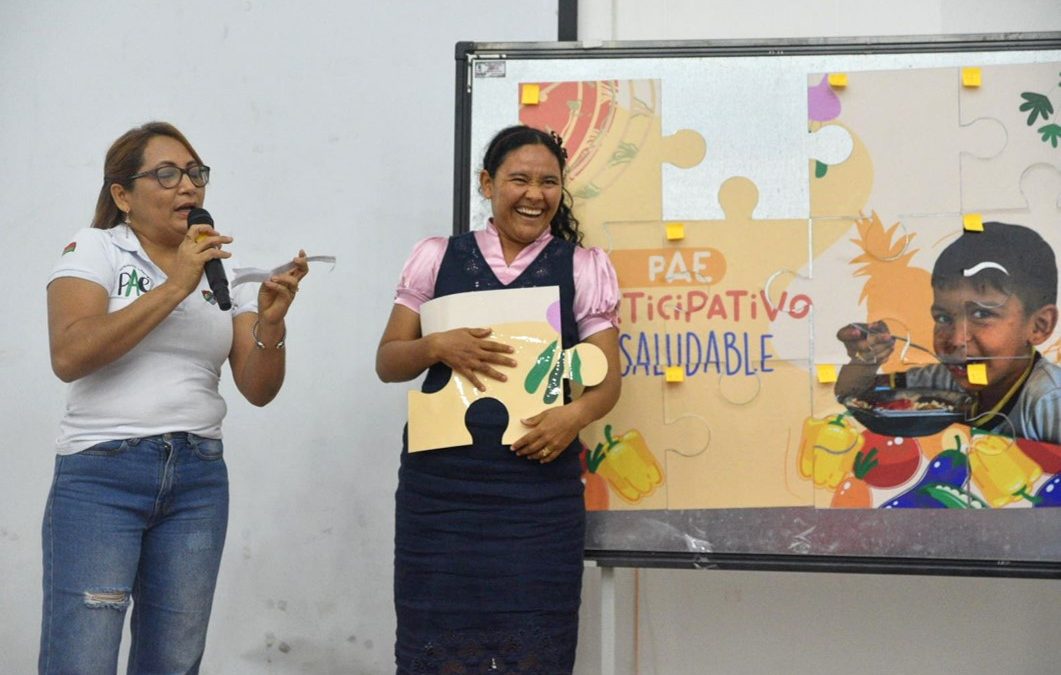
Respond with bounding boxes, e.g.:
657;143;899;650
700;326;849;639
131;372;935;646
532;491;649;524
394;402;585;674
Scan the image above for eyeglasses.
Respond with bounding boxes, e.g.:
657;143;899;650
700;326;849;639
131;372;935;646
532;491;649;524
129;164;210;189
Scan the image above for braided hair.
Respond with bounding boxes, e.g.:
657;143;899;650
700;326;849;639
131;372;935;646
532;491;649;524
481;125;582;245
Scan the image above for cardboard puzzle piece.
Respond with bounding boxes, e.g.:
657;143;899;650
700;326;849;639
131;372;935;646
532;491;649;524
959;62;1061;213
1015;162;1061;226
900;195;1061;373
805;360;988;510
802;409;981;509
807;76;856;178
663;355;814;509
408;323;606;452
812;67;1005;222
518;79;707;231
808;409;1061;510
808;121;874;221
596;174;816;509
810;212;955;368
407;288;607;452
582;224;714;510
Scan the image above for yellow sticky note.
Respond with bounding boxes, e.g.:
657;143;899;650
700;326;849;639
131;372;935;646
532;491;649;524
816;364;838;383
962;67;982;88
665;223;685;241
665;366;684;383
967;362;988;385
520;83;540;105
827;73;847;88
963;213;984;232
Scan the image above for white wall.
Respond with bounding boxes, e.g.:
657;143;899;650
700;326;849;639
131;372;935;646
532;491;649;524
572;2;1061;675
0;2;556;673
578;0;1061;41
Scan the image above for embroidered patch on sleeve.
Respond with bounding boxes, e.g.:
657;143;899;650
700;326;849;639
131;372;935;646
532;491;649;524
62;242;77;255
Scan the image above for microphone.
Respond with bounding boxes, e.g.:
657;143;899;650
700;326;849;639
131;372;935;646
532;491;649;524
187;207;232;310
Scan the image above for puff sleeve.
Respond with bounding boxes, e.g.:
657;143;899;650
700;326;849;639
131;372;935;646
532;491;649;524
572;245;620;340
393;236;448;313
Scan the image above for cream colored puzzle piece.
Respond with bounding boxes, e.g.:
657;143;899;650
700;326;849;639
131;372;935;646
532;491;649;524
408;308;607;453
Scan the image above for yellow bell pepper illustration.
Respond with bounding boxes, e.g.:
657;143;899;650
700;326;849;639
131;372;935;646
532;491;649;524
968;429;1042;507
797;413;864;490
588;425;663;504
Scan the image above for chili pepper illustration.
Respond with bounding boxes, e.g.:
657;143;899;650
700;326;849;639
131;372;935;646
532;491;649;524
968;428;1042;507
588;425;663;504
797;413;864;490
579;442;610;510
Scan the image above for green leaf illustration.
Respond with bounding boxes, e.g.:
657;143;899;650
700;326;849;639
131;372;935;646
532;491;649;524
609;141;638;166
571;349;583;384
543;350;565;404
524;340;558;393
1038;123;1061;148
1019;92;1054;126
814;160;828;178
575;183;601;199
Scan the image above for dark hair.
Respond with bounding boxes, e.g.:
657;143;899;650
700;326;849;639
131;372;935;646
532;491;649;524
481;125;582;245
92;121;204;229
931;221;1057;313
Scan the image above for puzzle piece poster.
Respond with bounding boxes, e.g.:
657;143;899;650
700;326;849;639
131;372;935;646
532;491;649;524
516;62;1061;511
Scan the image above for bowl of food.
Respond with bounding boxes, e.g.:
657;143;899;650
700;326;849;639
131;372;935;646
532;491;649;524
839;388;974;437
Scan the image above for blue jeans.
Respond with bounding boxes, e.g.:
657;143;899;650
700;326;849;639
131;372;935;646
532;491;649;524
39;433;229;674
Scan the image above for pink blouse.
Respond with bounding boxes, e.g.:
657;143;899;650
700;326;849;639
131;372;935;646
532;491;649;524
394;221;620;340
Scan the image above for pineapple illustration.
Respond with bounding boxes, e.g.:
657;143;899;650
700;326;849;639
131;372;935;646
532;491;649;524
849;211;935;371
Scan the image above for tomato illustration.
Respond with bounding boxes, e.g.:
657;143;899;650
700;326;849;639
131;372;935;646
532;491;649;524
857;432;922;488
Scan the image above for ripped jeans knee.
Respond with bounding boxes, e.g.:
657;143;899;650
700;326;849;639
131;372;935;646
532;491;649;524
83;588;131;610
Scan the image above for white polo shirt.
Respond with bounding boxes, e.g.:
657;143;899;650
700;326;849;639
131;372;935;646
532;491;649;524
48;225;258;454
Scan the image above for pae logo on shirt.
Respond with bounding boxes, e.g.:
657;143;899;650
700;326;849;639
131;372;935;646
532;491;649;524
117;265;153;297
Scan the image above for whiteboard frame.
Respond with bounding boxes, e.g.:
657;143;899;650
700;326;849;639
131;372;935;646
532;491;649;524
454;32;1061;577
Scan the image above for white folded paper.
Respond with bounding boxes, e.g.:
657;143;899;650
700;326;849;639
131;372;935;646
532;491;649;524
231;255;336;286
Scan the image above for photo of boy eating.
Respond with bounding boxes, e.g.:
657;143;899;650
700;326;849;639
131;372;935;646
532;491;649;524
835;221;1061;444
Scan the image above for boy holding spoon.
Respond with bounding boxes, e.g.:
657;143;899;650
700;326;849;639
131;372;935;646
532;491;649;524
836;222;1061;443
